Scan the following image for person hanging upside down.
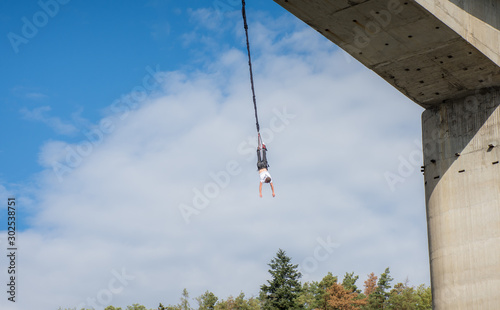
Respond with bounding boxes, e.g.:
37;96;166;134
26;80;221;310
257;144;275;198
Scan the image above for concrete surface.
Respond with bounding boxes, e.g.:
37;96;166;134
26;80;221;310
273;0;500;109
422;88;500;309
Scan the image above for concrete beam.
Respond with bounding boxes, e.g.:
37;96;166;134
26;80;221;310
273;0;500;109
415;0;500;66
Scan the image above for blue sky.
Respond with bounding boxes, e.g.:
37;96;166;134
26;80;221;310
0;1;427;309
1;0;258;184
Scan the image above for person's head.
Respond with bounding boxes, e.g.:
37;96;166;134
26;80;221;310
265;177;272;183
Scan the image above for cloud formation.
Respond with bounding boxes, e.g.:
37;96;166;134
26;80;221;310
20;106;78;136
1;12;427;310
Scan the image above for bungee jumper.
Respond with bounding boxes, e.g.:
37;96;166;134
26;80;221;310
242;0;275;198
256;135;275;197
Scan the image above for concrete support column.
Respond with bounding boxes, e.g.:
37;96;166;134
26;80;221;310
422;88;500;309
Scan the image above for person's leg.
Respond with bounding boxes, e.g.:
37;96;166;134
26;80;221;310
262;148;268;167
257;148;264;169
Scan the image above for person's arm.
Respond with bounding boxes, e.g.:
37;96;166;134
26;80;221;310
270;182;275;197
259;182;263;198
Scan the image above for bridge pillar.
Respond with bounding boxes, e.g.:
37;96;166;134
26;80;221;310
422;87;500;309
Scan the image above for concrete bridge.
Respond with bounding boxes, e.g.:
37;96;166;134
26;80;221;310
272;0;500;309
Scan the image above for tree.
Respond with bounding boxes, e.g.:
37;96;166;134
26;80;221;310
126;305;148;310
342;272;361;294
365;268;393;309
197;291;218;310
162;289;193;310
180;288;193;310
325;282;367;310
414;284;432;310
215;292;261;310
296;281;319;310
315;272;338;310
384;281;432;310
386;282;417;310
363;273;377;297
260;249;303;310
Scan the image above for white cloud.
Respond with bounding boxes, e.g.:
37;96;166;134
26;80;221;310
20;106;78;136
1;14;428;310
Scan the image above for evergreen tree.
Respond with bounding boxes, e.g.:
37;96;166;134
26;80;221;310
196;291;218;310
342;272;361;294
215;293;261;310
364;268;393;309
296;281;319;310
126;304;148;310
181;289;193;310
163;289;193;310
414;284;432;310
260;249;303;310
315;272;338;310
363;273;377;297
386;282;417;310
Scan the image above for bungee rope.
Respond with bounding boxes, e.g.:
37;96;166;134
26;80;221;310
241;0;262;148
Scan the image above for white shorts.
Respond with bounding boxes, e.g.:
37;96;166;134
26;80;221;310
259;171;272;183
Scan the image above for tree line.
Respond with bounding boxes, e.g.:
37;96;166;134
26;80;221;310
62;249;432;310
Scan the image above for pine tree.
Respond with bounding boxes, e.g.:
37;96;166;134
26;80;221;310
363;273;377;297
260;249;303;310
316;272;338;310
365;268;393;309
196;291;218;310
296;281;319;310
415;284;432;310
342;272;361;294
180;288;193;310
386;282;417;310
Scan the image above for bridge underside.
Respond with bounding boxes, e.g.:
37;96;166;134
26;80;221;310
273;0;500;109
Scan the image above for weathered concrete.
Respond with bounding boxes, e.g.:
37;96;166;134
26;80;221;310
273;0;500;109
273;0;500;309
415;0;500;66
422;88;500;309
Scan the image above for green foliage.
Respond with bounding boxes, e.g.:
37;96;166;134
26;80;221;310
296;281;319;310
386;282;417;310
384;282;432;310
214;292;261;310
260;249;303;310
315;272;338;310
126;304;149;310
196;291;219;310
181;289;193;310
342;272;361;294
364;267;393;310
414;284;432;310
105;306;123;310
